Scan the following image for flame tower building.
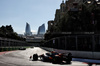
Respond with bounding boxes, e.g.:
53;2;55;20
25;22;32;36
37;24;45;35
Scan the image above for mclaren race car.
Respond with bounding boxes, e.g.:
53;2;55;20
38;51;72;64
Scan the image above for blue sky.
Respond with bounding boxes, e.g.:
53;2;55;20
0;0;62;34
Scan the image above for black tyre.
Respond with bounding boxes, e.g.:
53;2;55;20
33;54;38;61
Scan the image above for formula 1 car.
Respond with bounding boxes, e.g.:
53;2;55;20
39;51;72;64
19;47;26;50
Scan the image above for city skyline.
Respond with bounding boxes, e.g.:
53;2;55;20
0;0;62;34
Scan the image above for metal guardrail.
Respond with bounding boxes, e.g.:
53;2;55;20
0;37;27;47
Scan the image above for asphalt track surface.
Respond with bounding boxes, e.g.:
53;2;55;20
0;47;90;66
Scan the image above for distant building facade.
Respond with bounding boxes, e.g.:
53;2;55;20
47;0;100;33
37;24;45;35
24;22;32;36
47;20;54;33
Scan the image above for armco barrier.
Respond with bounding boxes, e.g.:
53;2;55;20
41;47;54;52
0;47;19;52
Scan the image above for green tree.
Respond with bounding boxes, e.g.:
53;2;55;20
0;25;25;41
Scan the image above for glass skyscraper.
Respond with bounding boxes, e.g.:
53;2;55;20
37;24;45;35
25;22;32;36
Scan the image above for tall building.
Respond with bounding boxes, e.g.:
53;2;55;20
60;0;66;12
25;22;32;36
47;0;86;33
37;24;45;35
